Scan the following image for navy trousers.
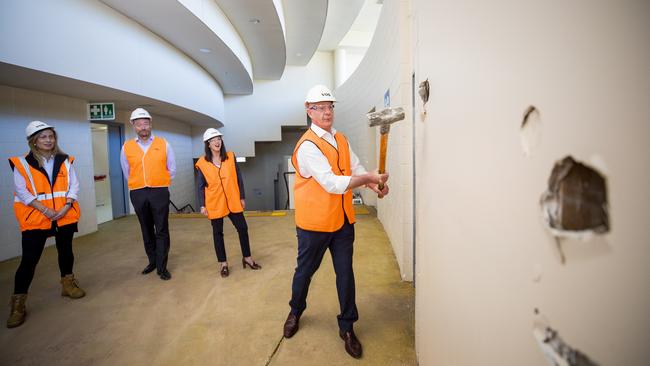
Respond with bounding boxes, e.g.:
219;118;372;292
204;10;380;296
210;212;251;262
130;187;170;272
289;218;358;332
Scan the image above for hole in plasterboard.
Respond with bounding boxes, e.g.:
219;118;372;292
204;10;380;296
418;79;429;104
520;105;541;157
540;155;609;237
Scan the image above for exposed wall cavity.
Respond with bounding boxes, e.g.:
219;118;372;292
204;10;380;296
418;78;430;118
520;105;542;157
540;156;609;240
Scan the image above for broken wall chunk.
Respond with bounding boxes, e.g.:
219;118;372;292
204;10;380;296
540;156;609;235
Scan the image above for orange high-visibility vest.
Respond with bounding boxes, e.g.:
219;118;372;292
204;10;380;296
9;154;81;232
123;137;171;190
291;129;355;232
195;151;243;219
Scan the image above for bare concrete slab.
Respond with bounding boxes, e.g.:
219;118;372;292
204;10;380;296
0;210;415;366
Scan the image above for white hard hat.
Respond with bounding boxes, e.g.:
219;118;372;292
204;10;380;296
25;121;54;139
130;107;152;122
203;128;223;142
305;84;336;103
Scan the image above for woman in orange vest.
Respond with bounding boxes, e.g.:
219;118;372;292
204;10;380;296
6;121;85;329
195;128;261;277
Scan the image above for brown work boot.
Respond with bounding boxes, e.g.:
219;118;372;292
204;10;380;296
7;294;27;328
61;274;86;299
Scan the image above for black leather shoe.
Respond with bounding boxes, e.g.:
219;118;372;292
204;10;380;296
220;265;229;278
141;264;156;275
283;313;300;338
339;330;362;359
158;269;172;281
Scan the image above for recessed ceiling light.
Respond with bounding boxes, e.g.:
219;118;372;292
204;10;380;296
296;53;302;57
199;48;211;53
249;18;261;24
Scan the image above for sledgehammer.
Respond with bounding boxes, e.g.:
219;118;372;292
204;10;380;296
367;107;405;190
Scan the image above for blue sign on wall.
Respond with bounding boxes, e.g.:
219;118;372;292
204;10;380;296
384;89;390;107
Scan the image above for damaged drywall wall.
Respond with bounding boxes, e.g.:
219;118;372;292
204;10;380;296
533;325;600;366
520;105;542;157
540;156;609;239
533;309;600;366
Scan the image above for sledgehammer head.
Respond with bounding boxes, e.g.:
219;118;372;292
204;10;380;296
367;107;405;127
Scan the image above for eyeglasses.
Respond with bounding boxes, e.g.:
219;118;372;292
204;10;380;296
308;104;335;112
133;119;151;127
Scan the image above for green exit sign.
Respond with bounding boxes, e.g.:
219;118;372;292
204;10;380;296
88;102;115;120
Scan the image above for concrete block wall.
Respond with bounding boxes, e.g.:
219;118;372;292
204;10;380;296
334;0;414;281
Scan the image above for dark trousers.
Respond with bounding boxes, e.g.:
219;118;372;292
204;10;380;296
289;218;358;332
130;187;170;272
210;212;251;262
14;224;76;294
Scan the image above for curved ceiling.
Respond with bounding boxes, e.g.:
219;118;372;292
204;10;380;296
214;0;287;80
282;0;328;66
318;0;366;51
0;62;223;127
100;0;254;95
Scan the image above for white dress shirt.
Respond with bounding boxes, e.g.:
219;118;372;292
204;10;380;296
13;155;80;205
119;135;176;181
295;123;367;194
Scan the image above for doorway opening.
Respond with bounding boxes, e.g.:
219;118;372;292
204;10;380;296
91;122;128;224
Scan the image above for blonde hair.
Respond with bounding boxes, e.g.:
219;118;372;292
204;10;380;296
27;128;65;167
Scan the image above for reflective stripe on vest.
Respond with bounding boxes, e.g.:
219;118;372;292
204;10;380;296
195;151;243;219
291;130;355;232
13;191;68;202
123;137;171;190
10;155;80;232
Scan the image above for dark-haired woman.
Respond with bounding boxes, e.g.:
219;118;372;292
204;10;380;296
195;128;261;277
7;121;85;328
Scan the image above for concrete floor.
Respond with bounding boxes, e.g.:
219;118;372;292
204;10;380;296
0;210;415;366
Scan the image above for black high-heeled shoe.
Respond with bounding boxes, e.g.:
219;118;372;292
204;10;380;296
242;258;262;270
220;265;229;278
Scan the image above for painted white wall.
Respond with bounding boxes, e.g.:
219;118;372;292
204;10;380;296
0;0;224;122
334;0;414;281
413;0;650;365
0;85;98;261
221;51;334;157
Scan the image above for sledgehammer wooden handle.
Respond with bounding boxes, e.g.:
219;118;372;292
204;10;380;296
378;132;388;190
367;106;404;193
